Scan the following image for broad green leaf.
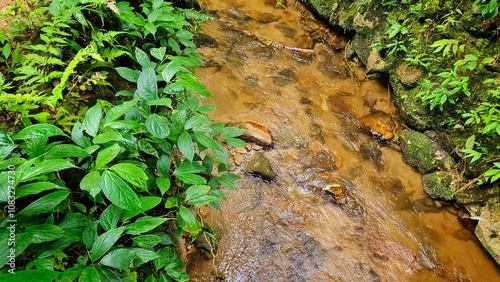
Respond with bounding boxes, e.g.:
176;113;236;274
82;103;102;137
215;173;240;189
146;114;170;139
177;206;201;234
100;248;137;269
95;143;121;170
138;139;158;157
220;126;245;138
79;266;100;282
17;182;63;199
136;47;153;68
184;115;211;130
0;269;57;282
82;221;99;249
91;227;124;262
136;67;158;101
178;132;195;161
178;78;212;97
150;47;166;61
12;124;68;140
224;137;247;148
59;212;90;230
125;216;168;235
157;154;171;176
147;98;172;107
173;161;206;175
132;235;162;248
19;159;77;182
93;131;125;144
176;173;207;184
44;144;90;159
132;248;160;267
102;99;139;127
465;135;475;150
165;197;178;208
187;195;217;206
24;224;65;243
162;61;181;82
0;229;32;267
110;163;148;189
122;196;162;221
185;185;210;202
0;144;17;161
193;131;220;151
115;67;139;83
156;176;171;196
72;121;92;148
56;264;86;282
100;205;123;231
18;191;69;216
102;171;141;211
80;171;103;198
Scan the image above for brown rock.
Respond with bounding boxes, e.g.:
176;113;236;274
360;112;395;140
396;64;423;87
239;122;274;148
366;48;387;74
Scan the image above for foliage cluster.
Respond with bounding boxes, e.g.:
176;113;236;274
0;0;244;281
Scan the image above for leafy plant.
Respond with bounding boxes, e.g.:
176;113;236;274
474;0;500;18
430;39;464;57
385;19;409;39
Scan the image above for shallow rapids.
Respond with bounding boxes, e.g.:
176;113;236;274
187;0;500;281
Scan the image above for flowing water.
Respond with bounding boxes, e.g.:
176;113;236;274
188;1;500;281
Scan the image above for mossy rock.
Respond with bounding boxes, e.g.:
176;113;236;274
422;171;458;201
456;184;500;205
473;204;500;266
400;129;443;173
244;152;276;180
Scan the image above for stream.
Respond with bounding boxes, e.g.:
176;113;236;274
187;0;500;281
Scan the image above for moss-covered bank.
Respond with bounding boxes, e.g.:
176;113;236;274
301;0;500;265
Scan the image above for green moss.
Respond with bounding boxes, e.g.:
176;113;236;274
400;129;438;173
422;171;455;200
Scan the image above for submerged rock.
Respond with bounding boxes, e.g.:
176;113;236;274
244;152;276;180
272;69;298;86
239;122;274;148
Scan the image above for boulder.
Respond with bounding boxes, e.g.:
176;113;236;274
473;204;500;265
239;122;274;148
456;185;500;205
422;171;461;201
244;152;276;180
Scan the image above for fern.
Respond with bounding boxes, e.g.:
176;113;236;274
180;9;215;23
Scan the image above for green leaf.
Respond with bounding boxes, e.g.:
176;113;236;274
465;135;475;150
18;191;69;216
0;269;57;282
177;206;201;234
136;67;159;101
0;144;17;161
138;139;158;157
178;78;212;97
224;137;247;148
82;103;102;137
132;248;160;266
156;176;171;196
110;163;148;189
135;47;153;68
100;205;123;231
132;235;162;248
157;154;171;176
12;124;68;140
176;173;207;184
122;196;162;221
185;185;210;202
91;227;124;262
174;161;206;175
162;61;181;83
146;114;170;139
44;144;90;159
184;115;211;130
100;248;137;269
178;132;195;161
102;99;139;127
165;197;179;208
150;47;166;61
93;131;125;144
56;264;86;282
82;221;99;249
220;126;245;138
19;159;77;182
79;266;100;282
147;98;172;107
125;216;168;235
95;144;121;170
115;67;139;83
193;131;220;151
80;171;103;198
24;224;65;243
102;171;141;211
17;182;62;199
72;121;92;148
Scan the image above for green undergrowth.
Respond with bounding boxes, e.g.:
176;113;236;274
0;0;245;281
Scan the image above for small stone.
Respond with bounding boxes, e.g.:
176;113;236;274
396;64;423;87
251;12;280;23
359;112;395;140
366;48;387;75
234;147;247;154
324;184;346;203
233;153;245;166
272;69;298;86
239;122;274;148
244;152;276;180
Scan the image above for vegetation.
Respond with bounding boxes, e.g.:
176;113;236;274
0;0;244;280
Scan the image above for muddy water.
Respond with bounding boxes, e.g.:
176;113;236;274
189;1;500;281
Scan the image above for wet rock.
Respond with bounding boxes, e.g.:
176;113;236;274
399;129;454;174
359;139;383;169
455;185;500;205
473;204;500;265
194;233;216;259
251;12;280;23
238;122;274;148
396;64;423;87
244;75;259;88
275;23;297;39
366;48;387;77
422;171;460;201
297;231;324;268
193;33;218;48
323;184;346;204
272;69;298;86
458;208;478;232
244;152;276;180
359;112;395;141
